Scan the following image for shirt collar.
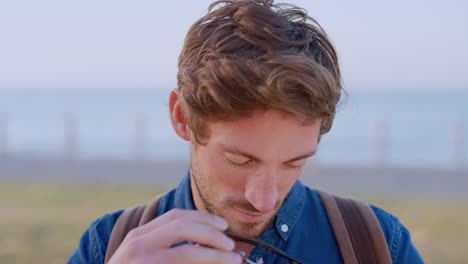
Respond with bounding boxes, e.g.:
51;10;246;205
174;171;196;210
274;180;306;241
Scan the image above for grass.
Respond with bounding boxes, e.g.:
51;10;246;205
0;182;466;263
366;196;468;263
0;182;165;264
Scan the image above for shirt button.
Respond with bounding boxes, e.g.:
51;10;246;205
281;224;289;233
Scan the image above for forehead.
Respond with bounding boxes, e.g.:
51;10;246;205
205;110;321;156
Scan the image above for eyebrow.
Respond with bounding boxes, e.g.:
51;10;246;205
219;144;317;164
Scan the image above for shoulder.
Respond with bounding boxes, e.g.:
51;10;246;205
67;190;177;264
156;188;178;216
369;204;424;263
67;210;124;264
302;187;424;263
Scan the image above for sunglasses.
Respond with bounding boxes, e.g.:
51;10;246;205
225;231;303;264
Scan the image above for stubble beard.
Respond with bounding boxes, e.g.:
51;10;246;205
190;160;279;238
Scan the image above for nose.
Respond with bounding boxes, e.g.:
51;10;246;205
244;168;279;213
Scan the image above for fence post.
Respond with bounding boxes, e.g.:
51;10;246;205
0;113;7;159
133;115;148;160
64;113;77;160
454;120;465;170
374;119;388;167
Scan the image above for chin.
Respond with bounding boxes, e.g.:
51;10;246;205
229;225;262;238
228;220;270;238
223;207;278;238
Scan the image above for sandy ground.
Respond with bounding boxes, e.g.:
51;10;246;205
0;157;467;197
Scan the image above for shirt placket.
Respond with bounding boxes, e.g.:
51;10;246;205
246;224;285;264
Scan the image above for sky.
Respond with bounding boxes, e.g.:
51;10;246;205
0;0;467;91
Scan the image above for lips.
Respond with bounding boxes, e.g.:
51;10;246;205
233;208;267;223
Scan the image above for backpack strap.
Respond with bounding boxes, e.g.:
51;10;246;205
104;193;164;264
316;190;392;264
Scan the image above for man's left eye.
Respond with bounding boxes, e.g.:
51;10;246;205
286;160;307;169
224;152;252;166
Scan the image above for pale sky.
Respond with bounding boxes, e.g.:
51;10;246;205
0;0;467;91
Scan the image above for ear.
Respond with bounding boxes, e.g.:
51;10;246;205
169;89;191;141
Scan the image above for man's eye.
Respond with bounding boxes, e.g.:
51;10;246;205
286;160;307;169
286;164;303;170
224;153;251;166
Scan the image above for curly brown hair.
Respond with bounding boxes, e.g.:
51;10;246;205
177;0;343;144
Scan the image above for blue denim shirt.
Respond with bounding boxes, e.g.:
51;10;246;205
68;173;424;263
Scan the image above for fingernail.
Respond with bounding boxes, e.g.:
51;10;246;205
223;236;235;250
215;216;228;229
230;252;242;263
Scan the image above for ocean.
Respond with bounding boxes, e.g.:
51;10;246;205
0;89;467;169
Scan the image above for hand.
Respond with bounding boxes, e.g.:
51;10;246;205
108;208;242;264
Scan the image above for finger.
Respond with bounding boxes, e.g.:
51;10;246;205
126;208;228;240
141;218;236;252
122;208;228;244
155;244;243;264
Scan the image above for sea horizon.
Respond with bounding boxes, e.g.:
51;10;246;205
0;88;466;169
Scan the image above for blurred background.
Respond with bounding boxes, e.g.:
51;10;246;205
0;0;467;263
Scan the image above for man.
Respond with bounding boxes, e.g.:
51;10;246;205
69;0;424;263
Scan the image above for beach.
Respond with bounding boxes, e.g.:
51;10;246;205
1;157;466;197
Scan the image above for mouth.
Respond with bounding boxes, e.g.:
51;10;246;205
232;207;268;223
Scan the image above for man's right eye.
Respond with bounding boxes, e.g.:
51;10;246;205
224;152;252;166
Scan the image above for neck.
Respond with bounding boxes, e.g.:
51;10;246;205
190;173;207;212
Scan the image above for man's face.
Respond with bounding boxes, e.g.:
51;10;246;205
189;110;321;238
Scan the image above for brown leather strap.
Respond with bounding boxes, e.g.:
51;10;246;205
317;190;359;264
104;194;164;264
335;196;379;264
139;194;165;225
351;197;392;264
316;190;391;264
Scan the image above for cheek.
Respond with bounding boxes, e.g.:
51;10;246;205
199;148;247;188
278;170;302;195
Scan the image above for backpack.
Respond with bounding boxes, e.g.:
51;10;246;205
104;190;392;264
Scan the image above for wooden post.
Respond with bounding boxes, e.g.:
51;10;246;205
133;115;148;160
0;113;7;159
374;119;388;167
64;113;77;160
454;120;465;170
